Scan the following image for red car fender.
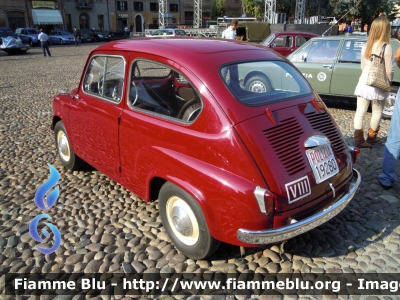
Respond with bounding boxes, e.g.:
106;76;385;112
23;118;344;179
125;146;271;246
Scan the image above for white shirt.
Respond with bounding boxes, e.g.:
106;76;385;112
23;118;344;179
38;32;49;42
222;27;236;39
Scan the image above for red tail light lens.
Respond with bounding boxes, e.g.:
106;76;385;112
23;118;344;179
348;146;361;164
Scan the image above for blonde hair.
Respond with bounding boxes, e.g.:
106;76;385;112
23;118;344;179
364;17;390;59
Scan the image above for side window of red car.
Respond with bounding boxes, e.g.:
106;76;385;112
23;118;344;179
295;36;308;47
273;35;292;47
83;55;125;103
129;60;202;122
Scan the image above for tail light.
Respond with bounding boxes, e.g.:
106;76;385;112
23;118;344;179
254;186;275;215
348;146;361;164
254;186;274;228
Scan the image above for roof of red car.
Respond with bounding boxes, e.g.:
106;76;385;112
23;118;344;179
94;37;281;61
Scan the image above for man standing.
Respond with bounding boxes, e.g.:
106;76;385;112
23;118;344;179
38;29;51;57
221;19;239;39
379;47;400;190
73;26;81;46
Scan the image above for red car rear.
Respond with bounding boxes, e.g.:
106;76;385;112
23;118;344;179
52;38;360;259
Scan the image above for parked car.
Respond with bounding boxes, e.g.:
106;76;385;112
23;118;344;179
15;28;40;46
0;27;17;45
48;30;75;45
91;30;110;42
0;36;30;54
52;38;361;259
287;36;400;119
146;28;187;37
79;29;94;42
260;31;318;56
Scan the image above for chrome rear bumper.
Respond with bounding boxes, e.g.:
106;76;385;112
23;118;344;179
237;169;361;244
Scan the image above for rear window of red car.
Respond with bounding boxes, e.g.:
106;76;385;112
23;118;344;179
220;60;312;106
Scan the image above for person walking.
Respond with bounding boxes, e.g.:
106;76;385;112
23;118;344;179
38;28;51;57
379;46;400;190
221;19;239;40
73;26;81;46
345;21;353;36
353;17;394;148
124;25;129;37
338;21;345;35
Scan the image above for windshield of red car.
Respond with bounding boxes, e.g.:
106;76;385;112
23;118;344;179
220;60;312;106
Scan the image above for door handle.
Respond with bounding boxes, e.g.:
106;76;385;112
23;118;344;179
323;65;333;69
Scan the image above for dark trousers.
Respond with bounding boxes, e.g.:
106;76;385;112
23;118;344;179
41;41;51;56
74;38;80;46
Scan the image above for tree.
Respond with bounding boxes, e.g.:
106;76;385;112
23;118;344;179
242;0;265;18
306;0;334;17
215;0;226;17
330;0;400;27
210;0;226;19
210;0;218;19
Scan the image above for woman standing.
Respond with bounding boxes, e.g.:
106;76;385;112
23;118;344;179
353;17;394;148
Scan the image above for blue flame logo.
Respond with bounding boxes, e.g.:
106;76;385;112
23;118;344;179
29;164;62;254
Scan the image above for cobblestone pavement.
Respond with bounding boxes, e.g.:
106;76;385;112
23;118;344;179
1;44;400;300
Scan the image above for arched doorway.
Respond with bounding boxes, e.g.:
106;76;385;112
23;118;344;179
79;13;90;29
135;14;143;32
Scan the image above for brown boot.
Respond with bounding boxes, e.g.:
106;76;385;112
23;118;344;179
366;126;381;144
354;129;372;148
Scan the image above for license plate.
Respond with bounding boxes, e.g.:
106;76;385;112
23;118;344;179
306;144;339;184
21;48;26;50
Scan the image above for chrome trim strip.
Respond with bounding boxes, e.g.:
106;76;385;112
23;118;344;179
254;186;267;215
304;134;329;148
238;169;361;244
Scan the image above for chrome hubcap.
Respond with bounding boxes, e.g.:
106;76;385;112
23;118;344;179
249;82;266;93
166;196;199;245
383;93;396;116
171;206;193;236
57;131;70;162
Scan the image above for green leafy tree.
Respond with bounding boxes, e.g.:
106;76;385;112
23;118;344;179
331;0;400;29
210;0;218;19
306;0;334;17
242;0;264;18
217;0;227;17
276;0;296;18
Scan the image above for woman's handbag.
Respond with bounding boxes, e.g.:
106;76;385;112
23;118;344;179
366;44;391;92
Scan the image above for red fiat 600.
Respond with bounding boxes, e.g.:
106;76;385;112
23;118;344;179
52;38;361;259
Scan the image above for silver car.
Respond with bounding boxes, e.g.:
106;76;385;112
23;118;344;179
146;28;187;37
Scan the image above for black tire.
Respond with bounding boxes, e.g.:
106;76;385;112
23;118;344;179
29;39;33;47
54;121;83;170
245;75;273;93
159;182;220;259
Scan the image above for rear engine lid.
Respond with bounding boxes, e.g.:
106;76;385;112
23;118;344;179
235;99;353;213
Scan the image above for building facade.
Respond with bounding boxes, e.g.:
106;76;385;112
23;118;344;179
0;0;241;32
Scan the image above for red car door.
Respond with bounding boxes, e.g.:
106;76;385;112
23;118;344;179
271;34;294;56
68;53;128;179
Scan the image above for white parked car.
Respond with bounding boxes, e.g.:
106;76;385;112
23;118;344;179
146;28;187;37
